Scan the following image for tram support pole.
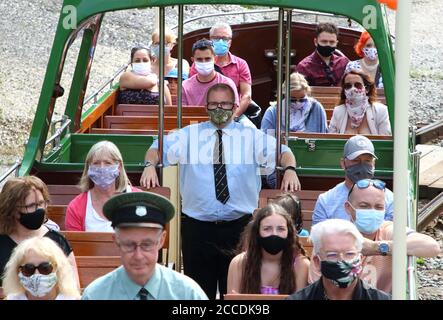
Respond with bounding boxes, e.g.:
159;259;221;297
392;0;412;300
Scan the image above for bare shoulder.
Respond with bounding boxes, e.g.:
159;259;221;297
294;254;310;270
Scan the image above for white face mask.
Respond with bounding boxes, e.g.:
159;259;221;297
132;62;151;76
195;61;214;76
18;271;58;297
362;47;378;61
344;88;369;128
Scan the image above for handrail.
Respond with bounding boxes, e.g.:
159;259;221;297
44;116;72;152
0;160;21;184
82;63;129;106
171;8;337;30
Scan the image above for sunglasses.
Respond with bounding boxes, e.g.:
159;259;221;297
290;97;308;103
19;262;54;277
344;82;365;90
349;179;386;197
324;65;336;85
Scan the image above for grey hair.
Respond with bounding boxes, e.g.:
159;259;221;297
310;219;364;255
209;23;233;38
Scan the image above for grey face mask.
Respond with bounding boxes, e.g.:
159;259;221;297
345;162;374;183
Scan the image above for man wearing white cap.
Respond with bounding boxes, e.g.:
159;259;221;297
312;135;394;225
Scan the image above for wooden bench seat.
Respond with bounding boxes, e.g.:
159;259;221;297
76;256;121;289
115;104;207;117
104;115;207;130
48;185;171;206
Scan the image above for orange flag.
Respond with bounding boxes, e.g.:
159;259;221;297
378;0;398;10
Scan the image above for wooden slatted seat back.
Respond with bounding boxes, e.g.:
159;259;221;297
115;104;207;117
90;128;167;135
47;205;67;230
104;115;207;130
76;256;121;289
224;293;289;300
47;185;81;205
62;231;118;256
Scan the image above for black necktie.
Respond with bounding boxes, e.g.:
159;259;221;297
138;287;148;300
213;130;230;204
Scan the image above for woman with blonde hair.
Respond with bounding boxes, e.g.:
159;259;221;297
150;28;190;89
65;141;141;231
0;176;79;288
227;203;309;295
3;237;80;300
261;72;327;134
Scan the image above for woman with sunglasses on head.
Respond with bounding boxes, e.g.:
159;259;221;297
261;72;328;135
2;237;80;300
65;141;141;232
345;31;383;89
118;45;172;105
0;176;79;291
328;69;391;135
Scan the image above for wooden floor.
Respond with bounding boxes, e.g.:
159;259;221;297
418;144;443;192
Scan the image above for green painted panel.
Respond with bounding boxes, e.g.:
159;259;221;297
288;138;393;172
69;134;154;163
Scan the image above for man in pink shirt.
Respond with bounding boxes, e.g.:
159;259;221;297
182;39;239;107
189;23;257;125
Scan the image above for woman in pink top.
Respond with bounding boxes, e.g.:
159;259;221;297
227;203;309;295
65;141;141;232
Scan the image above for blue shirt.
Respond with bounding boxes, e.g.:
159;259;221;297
261;98;328;134
82;264;208;300
312;181;394;225
150;120;290;221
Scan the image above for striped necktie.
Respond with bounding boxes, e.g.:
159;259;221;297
138;287;148;300
213;129;230;204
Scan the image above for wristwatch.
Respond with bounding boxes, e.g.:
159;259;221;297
283;166;297;173
144;161;153;168
378;242;390;256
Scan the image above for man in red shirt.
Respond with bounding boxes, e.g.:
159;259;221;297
296;23;349;86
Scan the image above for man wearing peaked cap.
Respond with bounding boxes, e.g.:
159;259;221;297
312;135;394;225
82;192;208;300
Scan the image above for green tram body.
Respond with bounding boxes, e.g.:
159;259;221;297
16;0;419;297
22;0;405;192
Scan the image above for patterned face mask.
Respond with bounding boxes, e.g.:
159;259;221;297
344;88;369;129
88;164;119;189
320;256;362;288
362;47;378;61
18;272;58;297
207;108;233;126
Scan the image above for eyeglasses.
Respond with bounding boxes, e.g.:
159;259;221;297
207;102;235;110
210;36;231;42
344;82;365;90
19;262;54;277
192;39;214;52
17;200;47;213
117;238;160;253
321;251;359;262
349;179;386;197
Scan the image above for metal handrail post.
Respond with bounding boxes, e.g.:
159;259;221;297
158;7;166;186
275;8;284;189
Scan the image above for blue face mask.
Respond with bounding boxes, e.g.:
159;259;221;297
150;44;170;58
349;203;385;234
213;39;229;56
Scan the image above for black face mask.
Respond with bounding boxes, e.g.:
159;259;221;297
345;162;375;183
316;44;336;57
19;208;46;230
258;235;288;255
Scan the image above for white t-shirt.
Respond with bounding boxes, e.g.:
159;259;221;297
85;185;132;232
